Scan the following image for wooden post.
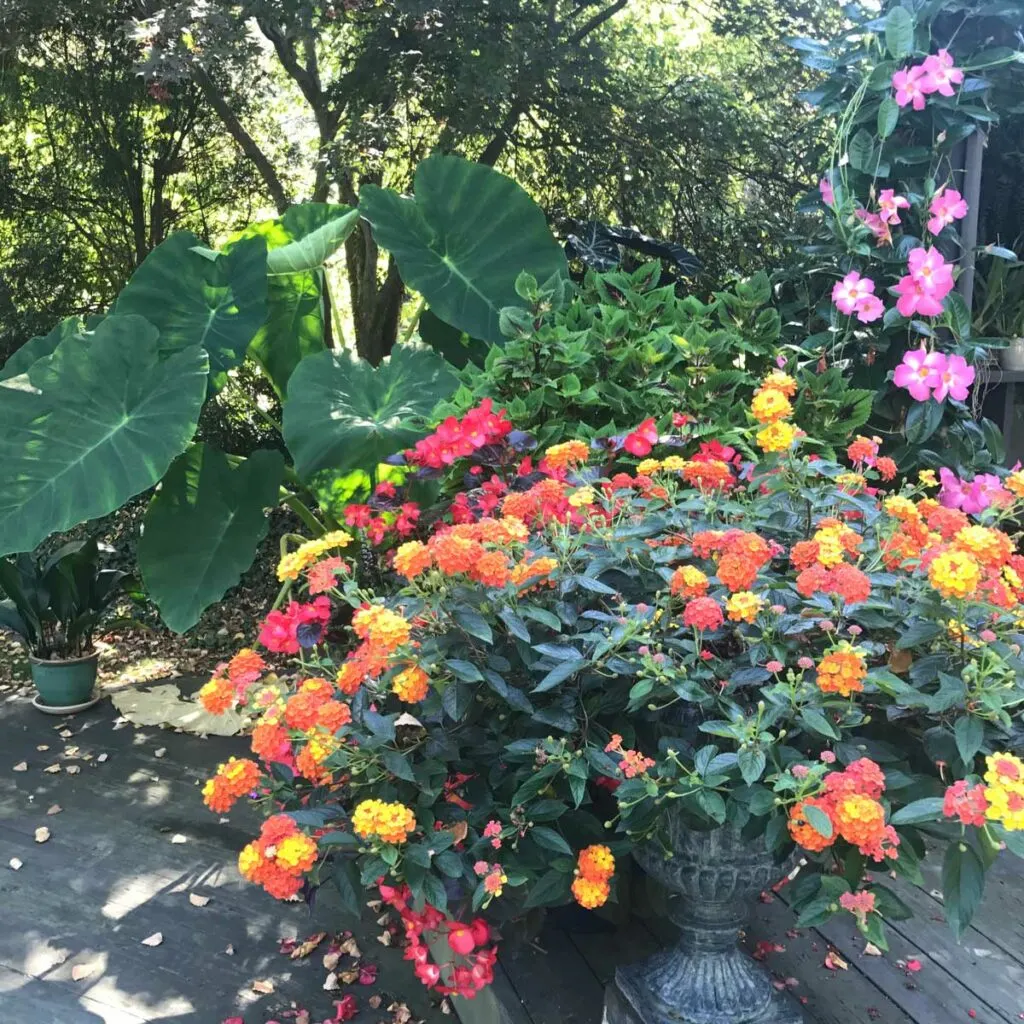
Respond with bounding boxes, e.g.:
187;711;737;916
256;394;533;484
956;128;986;311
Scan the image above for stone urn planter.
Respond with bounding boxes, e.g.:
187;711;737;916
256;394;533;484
604;812;804;1024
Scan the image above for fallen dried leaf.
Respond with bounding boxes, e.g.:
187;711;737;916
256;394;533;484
12;761;27;772
36;745;49;752
141;933;163;947
337;937;362;958
71;964;94;982
9;858;22;871
188;893;211;907
290;931;326;960
46;804;62;815
224;944;235;956
376;930;393;947
170;833;187;844
65;765;81;775
445;820;469;844
864;942;883;956
368;995;382;1010
824;950;848;971
394;712;423;728
97;753;108;763
58;729;72;739
34;827;50;843
322;951;341;971
440;999;453;1016
154;748;166;758
388;1002;413;1024
338;968;359;984
251;978;275;995
323;971;339;991
43;764;61;774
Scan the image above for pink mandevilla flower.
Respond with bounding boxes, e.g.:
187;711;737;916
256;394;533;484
932;353;975;403
939;467;1012;515
893;345;945;401
920;49;964;97
832;272;885;323
819;176;835;206
855;208;892;246
893;246;955;317
877;189;910;226
927;186;969;235
892;64;928;110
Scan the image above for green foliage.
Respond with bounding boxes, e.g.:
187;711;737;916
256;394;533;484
138;444;285;633
437;262;869;453
0;315;209;557
0;537;131;658
283;346;457;480
114;232;269;391
360;155;569;346
0;153;579;629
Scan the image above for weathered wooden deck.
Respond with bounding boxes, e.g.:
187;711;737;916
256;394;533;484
2;686;1022;1024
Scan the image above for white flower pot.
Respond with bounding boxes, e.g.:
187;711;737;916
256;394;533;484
999;338;1024;372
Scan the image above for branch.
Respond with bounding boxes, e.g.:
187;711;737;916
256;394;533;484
192;65;291;213
477;101;529;166
566;0;630;44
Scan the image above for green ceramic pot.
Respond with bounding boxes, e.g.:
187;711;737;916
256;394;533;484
29;651;99;709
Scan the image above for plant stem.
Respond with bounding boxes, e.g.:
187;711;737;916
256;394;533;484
399;295;427;347
279;490;326;536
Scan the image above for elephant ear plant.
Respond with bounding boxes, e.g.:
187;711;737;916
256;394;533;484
0;155;569;633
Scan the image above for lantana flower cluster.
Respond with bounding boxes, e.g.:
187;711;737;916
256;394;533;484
788;758;900;862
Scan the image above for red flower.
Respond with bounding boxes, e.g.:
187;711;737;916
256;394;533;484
623;417;659;457
682;597;724;631
448;925;477;956
257;598;331;654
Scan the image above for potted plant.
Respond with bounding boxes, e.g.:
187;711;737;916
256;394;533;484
195;376;1024;1022
974;257;1024;371
0;538;131;713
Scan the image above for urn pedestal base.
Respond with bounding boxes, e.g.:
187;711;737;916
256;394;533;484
604;956;805;1024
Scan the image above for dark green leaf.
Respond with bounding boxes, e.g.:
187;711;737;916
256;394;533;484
0;317;208;557
904;400;944;445
115;232;268;390
804;802;834;839
333;857;365;917
283;346;457;478
524;869;572;909
890;797;945;826
138;446;284;633
381;749;416;781
942;842;986;939
360;154;568;345
877;96;899;138
954;717;984;767
530;826;573;857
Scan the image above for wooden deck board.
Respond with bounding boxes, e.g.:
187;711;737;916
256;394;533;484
0;693;452;1024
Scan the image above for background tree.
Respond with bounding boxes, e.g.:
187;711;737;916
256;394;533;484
0;0;264;362
132;0;836;362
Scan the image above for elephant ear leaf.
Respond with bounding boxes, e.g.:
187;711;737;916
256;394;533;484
283;346;457;479
0;314;208;557
0;316;87;382
267;204;359;274
139;445;285;633
236;202;356;398
114;230;268;389
359;154;568;345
